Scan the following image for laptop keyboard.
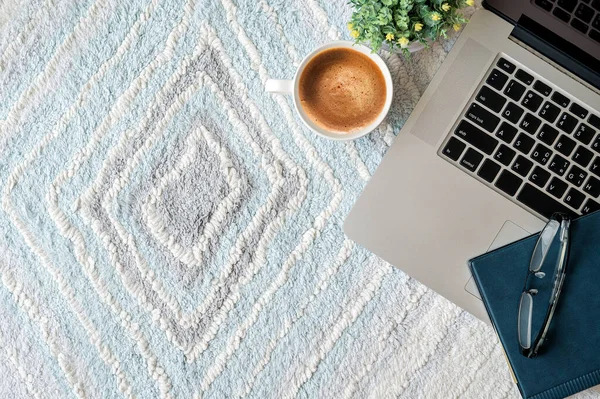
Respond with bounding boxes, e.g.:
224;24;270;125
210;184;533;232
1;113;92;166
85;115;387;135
533;0;600;43
439;55;600;219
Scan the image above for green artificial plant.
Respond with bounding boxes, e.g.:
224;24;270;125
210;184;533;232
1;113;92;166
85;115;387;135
348;0;473;56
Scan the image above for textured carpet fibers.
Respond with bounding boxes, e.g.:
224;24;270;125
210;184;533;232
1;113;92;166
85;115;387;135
2;0;595;398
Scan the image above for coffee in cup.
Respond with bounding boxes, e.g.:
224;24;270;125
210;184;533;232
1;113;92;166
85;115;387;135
298;47;387;134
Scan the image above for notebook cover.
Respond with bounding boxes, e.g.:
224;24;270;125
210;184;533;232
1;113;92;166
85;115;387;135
469;211;600;399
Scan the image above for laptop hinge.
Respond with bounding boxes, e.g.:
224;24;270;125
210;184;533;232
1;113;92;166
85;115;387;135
511;15;600;93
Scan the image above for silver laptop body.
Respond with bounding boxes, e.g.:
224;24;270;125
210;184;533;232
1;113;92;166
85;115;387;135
344;9;600;322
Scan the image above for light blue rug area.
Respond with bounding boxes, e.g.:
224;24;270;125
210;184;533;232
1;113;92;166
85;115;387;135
0;0;531;397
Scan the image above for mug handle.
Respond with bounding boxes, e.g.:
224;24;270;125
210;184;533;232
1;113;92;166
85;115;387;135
265;79;293;94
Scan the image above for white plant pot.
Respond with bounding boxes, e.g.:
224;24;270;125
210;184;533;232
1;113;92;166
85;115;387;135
381;39;431;54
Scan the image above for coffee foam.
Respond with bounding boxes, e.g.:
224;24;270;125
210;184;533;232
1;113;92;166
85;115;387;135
298;47;386;133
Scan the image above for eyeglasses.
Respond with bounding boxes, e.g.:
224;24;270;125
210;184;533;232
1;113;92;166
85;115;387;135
518;213;571;358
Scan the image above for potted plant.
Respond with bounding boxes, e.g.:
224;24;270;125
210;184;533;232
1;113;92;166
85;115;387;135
348;0;473;56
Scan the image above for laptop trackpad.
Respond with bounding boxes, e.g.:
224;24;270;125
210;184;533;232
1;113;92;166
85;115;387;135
465;220;531;299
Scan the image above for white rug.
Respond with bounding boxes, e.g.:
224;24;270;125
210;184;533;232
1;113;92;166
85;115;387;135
2;0;594;398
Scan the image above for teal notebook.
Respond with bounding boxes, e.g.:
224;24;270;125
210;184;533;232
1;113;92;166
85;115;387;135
469;211;600;399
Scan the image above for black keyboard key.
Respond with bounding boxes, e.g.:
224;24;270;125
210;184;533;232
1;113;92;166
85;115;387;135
556;112;579;133
547;177;569;198
575;3;595;22
518;183;575;218
584;176;600;197
564;188;586;209
569;103;589;119
495;121;518;143
589;114;600;129
539;102;561;123
476;86;507;113
582;199;600;214
554;134;577;156
573;123;596;144
593;0;600;11
591;29;600;43
494;144;516;166
553;6;571;22
442;137;467;161
548;154;570;176
551;92;571;108
513;133;536;154
504;80;526;102
532;143;553;165
460;148;484;172
520;113;542;134
572;146;594;167
496;57;516;74
571;18;589;33
535;0;554;11
594;14;600;29
502;102;525;124
486;69;509;91
537;123;560;145
591;157;600;176
465;104;501;133
521;90;544;112
529;166;551;187
454;120;499;155
533;81;552;97
477;159;502;183
592;134;600;153
495;170;523;196
566;165;588;186
512;155;534;177
515;69;534;85
558;0;577;12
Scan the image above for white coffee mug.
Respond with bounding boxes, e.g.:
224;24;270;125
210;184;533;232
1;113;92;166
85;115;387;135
265;41;393;141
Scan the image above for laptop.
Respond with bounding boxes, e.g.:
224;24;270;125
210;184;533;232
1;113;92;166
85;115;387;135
344;0;600;322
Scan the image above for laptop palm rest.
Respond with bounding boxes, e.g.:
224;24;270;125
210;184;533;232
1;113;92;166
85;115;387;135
411;38;493;147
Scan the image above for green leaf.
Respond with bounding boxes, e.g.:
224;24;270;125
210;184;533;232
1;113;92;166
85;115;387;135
377;7;393;24
382;25;397;34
